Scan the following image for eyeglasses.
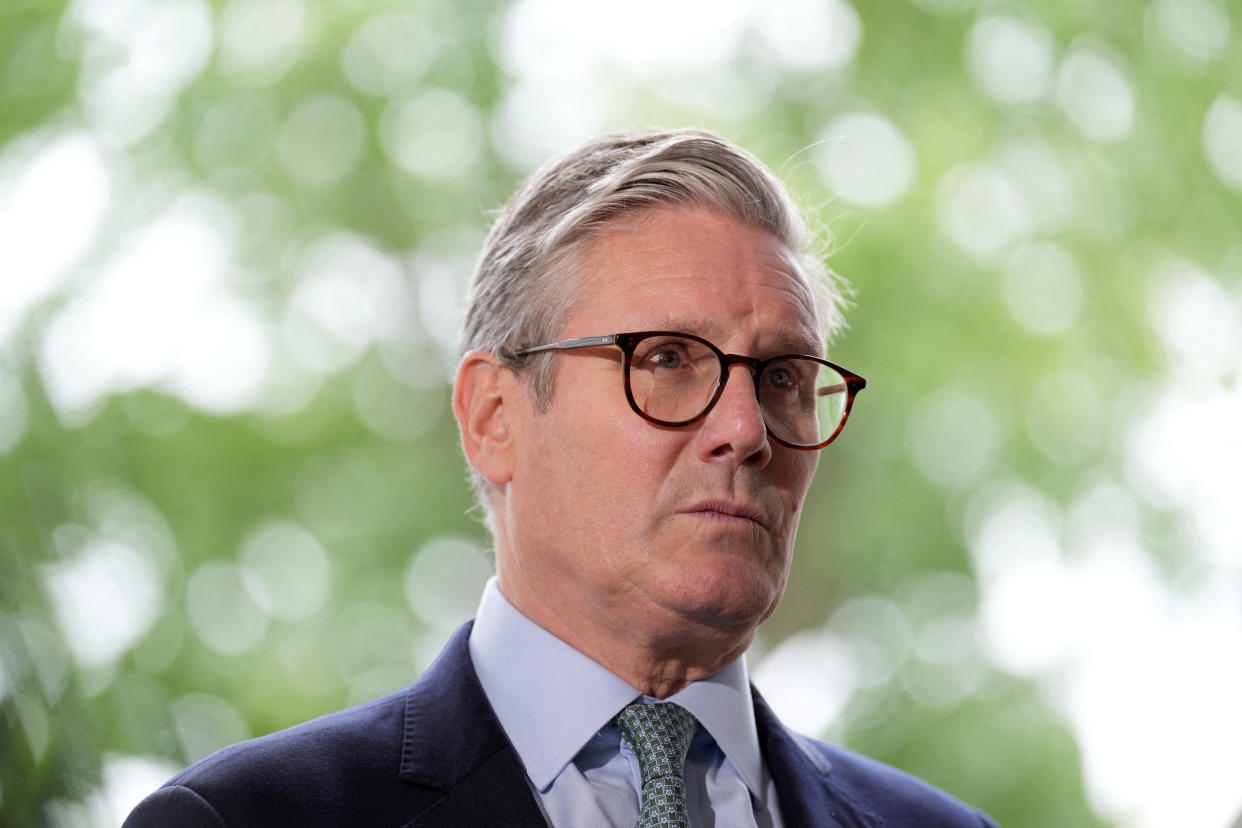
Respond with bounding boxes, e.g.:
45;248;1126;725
511;331;866;450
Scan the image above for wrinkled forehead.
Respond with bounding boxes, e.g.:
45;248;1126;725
560;206;827;352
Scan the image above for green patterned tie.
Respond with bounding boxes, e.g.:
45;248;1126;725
613;702;699;828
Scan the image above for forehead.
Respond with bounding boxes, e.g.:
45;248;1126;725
567;206;824;352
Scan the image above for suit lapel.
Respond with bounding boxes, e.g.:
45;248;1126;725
399;622;548;827
752;686;872;828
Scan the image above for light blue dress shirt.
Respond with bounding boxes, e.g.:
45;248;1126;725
468;578;785;828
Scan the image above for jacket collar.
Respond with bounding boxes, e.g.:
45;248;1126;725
398;621;549;826
397;621;869;828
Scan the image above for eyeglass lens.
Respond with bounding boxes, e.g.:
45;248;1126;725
627;335;850;447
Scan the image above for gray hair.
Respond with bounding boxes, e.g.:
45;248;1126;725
458;127;846;518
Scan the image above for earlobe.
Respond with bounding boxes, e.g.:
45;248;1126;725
453;350;516;486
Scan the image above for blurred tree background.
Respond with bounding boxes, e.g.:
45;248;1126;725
2;0;1240;825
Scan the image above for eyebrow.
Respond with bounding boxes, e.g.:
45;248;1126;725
639;317;824;356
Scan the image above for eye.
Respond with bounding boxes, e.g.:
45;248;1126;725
645;343;689;370
765;365;797;390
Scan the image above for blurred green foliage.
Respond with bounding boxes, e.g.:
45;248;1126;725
3;0;1241;825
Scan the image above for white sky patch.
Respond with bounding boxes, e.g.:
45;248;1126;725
1146;258;1241;382
218;0;307;86
1126;383;1242;568
405;536;494;631
1001;241;1084;336
1202;95;1242;193
1145;0;1232;65
969;480;1242;828
380;89;484;180
906;387;1001;488
239;520;330;620
42;539;163;669
500;0;749;82
815;112;917;207
493;0;861;170
965;11;1056;105
1056;40;1136;143
36;195;271;422
275;94;366;187
0;132;110;348
341;13;435;99
936;162;1032;260
752;0;862;72
69;0;213;147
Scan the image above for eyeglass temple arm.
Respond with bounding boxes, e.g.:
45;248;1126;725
817;375;867;397
513;335;619;356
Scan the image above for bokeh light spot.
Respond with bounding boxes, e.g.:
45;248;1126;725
282;233;413;374
965;12;1055;105
906;388;1001;488
815;112;917;207
752;0;861;72
42;539;162;669
218;0;306;86
380;89;484;180
1145;0;1231;65
36;197;270;421
1001;242;1084;335
404;536;493;631
0;131;110;348
341;13;435;98
936;162;1031;259
275;95;366;186
996;140;1075;235
753;629;857;737
71;0;213;147
193;92;278;173
1146;257;1241;381
1202;94;1242;192
1056;41;1135;142
239;520;330;620
185;561;268;655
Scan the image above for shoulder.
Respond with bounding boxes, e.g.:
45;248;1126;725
177;687;409;786
792;734;999;828
125;688;424;827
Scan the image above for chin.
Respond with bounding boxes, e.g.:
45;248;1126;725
662;555;787;631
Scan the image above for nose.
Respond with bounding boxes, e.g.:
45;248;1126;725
695;363;772;468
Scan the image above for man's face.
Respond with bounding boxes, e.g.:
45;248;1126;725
500;204;822;645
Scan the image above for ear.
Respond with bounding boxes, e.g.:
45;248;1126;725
452;350;518;487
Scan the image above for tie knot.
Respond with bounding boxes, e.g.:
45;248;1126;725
613;702;698;780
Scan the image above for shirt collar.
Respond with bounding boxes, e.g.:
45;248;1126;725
467;578;766;799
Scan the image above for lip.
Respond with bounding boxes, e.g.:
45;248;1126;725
682;499;770;530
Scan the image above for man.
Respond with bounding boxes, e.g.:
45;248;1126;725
126;129;999;826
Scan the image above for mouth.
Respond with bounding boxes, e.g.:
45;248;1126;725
683;499;770;530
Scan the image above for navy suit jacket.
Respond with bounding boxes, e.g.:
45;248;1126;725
125;623;999;827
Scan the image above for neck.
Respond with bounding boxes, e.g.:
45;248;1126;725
495;558;756;699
